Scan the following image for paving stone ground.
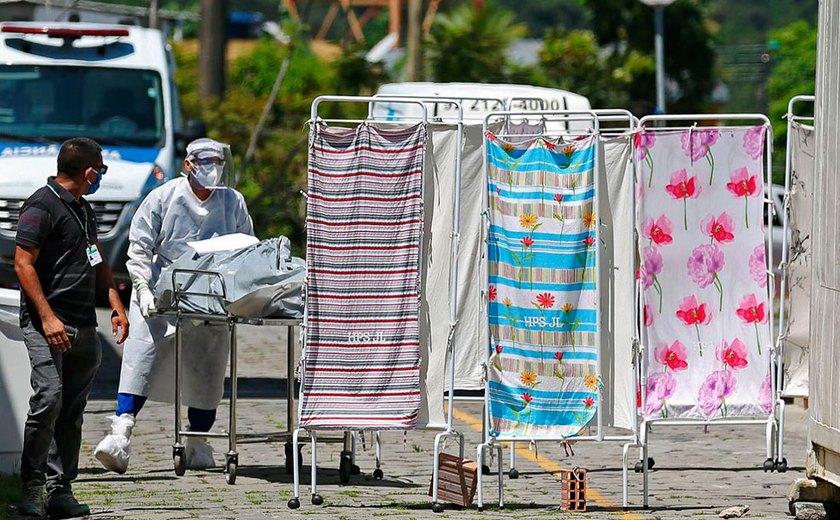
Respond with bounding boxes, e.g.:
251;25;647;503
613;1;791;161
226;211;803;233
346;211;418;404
24;310;811;519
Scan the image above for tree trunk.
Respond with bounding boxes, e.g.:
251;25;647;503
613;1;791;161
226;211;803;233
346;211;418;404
406;0;422;81
199;0;227;101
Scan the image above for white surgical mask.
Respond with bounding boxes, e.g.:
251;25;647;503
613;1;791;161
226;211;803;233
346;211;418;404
190;162;224;189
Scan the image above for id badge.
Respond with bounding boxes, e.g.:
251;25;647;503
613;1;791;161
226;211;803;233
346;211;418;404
86;244;103;266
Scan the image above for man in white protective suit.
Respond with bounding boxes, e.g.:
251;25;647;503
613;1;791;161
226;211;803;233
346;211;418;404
93;138;254;473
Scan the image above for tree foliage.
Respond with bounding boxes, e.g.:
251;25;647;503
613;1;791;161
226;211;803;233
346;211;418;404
581;0;716;113
767;21;816;150
537;28;654;109
426;3;526;82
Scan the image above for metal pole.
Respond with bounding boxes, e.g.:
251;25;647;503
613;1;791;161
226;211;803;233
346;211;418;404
654;5;666;113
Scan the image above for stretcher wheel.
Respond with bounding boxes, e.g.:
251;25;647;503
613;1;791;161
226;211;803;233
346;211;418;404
763;458;775;472
288;498;300;509
173;449;186;476
225;459;237;485
508;468;519;479
634;457;655;473
481;464;491;475
311;494;324;506
339;455;353;484
432;502;445;513
352;464;361;475
775;458;788;473
373;468;384;480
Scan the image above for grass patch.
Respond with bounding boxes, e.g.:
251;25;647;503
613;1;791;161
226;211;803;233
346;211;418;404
245;491;269;506
338;490;360;497
0;474;22;520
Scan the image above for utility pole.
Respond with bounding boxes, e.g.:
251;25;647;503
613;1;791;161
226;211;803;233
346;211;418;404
148;0;159;29
406;0;422;81
199;0;227;101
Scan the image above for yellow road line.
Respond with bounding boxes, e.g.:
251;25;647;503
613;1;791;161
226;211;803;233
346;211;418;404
452;406;645;520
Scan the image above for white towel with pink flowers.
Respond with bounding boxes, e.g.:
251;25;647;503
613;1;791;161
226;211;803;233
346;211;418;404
634;126;773;420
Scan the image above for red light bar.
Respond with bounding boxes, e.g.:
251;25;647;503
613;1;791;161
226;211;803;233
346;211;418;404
0;26;129;38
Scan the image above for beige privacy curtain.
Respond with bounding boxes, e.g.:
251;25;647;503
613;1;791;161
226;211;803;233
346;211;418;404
419;124;459;428
783;121;815;398
599;136;636;429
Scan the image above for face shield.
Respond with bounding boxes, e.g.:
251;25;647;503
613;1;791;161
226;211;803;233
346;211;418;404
184;138;234;190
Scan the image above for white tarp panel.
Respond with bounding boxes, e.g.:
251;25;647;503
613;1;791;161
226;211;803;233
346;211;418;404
783;121;815;398
599;136;636;430
448;124;489;391
419;124;459;427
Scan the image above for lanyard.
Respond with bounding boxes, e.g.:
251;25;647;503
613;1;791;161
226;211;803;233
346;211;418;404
47;184;91;245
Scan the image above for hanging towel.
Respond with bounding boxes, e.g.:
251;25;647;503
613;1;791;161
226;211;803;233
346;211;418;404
301;122;426;430
783;121;815;398
635;126;773;420
486;131;601;439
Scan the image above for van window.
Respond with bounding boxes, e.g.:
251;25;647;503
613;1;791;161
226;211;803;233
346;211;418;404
0;65;164;147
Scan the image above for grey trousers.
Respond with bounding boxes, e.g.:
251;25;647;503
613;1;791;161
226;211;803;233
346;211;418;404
20;323;101;492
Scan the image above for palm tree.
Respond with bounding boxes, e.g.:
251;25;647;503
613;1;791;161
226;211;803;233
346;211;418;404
426;3;526;82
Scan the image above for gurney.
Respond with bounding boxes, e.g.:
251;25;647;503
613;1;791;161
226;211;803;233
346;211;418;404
153;236;305;484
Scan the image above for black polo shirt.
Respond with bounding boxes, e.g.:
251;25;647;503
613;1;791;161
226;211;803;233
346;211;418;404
16;176;98;329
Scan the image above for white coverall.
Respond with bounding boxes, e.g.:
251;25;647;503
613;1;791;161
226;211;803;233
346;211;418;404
118;176;254;409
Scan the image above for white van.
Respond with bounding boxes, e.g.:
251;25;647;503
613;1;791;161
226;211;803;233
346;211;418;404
373;82;592;128
0;22;202;286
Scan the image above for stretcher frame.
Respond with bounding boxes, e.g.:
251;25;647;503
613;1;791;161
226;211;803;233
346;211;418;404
475;110;644;509
776;94;816;469
290;95;433;509
627;113;781;508
475;109;645;509
163;268;302;485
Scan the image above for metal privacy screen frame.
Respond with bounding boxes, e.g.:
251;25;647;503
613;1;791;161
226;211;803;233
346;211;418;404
476;109;606;509
290;95;428;510
628;113;783;509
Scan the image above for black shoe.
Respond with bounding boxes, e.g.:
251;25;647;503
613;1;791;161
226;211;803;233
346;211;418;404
18;483;45;518
46;490;90;519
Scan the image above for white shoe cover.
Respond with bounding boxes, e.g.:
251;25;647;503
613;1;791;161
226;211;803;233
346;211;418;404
185;436;215;469
94;414;135;474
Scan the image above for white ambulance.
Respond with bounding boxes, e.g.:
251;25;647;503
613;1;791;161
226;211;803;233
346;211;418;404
0;22;201;287
373;82;592;128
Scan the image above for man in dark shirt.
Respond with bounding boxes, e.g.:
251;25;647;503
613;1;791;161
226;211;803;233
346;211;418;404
14;137;129;518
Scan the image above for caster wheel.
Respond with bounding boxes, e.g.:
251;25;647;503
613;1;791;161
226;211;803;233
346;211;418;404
763;457;775;472
481;464;491;475
509;468;519;479
225;460;237;485
633;458;655;473
312;494;324;506
373;468;384;480
288;498;300;509
352;464;361;475
776;458;788;473
173;449;186;476
339;455;353;484
432;502;445;513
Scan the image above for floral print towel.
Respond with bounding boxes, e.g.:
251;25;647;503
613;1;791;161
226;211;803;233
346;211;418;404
636;126;773;421
485;131;601;438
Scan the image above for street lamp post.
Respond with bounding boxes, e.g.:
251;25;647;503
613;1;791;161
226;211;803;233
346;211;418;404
639;0;676;113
